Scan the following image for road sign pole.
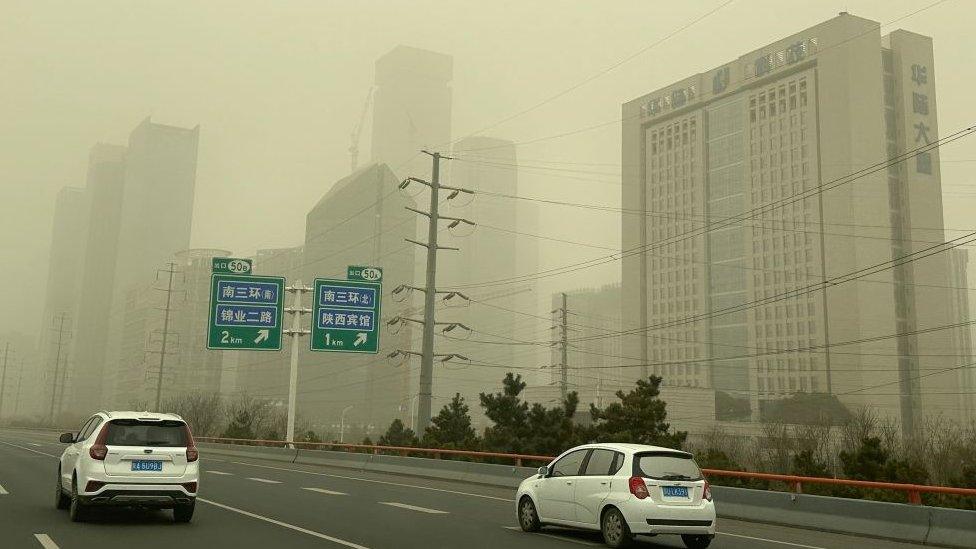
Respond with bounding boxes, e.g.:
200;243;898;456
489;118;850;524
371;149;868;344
0;343;9;421
284;281;312;447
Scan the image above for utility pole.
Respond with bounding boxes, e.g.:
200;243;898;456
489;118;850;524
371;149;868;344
48;314;68;423
394;150;475;432
154;262;180;411
550;293;569;400
13;358;24;418
283;281;312;446
0;343;9;421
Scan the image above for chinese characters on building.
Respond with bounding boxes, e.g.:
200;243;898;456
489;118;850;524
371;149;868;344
911;63;932;175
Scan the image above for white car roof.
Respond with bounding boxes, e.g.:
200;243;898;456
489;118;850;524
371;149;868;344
95;410;185;422
566;443;691;455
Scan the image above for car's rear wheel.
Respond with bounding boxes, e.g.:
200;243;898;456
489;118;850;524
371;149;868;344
68;477;87;522
517;496;541;532
174;501;195;523
55;470;69;510
681;534;714;549
600;507;632;548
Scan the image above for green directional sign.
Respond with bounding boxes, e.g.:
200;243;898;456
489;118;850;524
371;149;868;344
310;278;381;354
207;264;284;351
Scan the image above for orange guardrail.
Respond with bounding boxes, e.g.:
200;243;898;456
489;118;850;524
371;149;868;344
195;436;976;505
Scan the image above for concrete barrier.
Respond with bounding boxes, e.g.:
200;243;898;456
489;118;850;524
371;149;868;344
198;442;976;547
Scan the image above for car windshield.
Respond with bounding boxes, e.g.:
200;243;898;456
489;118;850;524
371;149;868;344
633;452;703;481
104;419;188;447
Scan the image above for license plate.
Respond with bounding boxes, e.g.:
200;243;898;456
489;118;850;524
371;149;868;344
662;486;689;498
131;460;163;472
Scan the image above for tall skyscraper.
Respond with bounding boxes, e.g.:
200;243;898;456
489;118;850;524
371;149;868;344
300;164;418;436
37;186;89;417
370;46;453;178
621;14;959;432
66;143;126;414
435;137;542;426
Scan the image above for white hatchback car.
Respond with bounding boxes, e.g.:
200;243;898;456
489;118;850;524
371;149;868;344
516;443;716;548
55;410;200;523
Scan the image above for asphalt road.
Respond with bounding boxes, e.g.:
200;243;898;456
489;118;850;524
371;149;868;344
0;428;928;549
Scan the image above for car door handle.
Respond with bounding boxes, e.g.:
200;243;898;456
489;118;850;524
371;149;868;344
566;481;573;485
600;482;608;485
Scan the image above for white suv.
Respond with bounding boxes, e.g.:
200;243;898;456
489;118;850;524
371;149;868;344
55;410;200;523
516;443;716;548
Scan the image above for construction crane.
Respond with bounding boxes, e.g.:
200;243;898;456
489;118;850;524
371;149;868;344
349;87;374;173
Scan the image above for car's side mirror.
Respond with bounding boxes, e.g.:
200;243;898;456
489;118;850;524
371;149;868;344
59;432;74;444
537;466;548;478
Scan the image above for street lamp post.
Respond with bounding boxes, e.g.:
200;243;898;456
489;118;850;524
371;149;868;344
339;405;354;443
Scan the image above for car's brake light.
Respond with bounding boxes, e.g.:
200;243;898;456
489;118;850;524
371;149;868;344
182;482;198;493
629;476;649;499
89;423;109;460
703;479;712;502
183;424;198;463
85;481;105;492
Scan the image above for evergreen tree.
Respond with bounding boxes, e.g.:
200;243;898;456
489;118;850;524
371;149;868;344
479;373;530;454
589;375;687;449
423;393;477;449
221;408;256;440
378;419;419;447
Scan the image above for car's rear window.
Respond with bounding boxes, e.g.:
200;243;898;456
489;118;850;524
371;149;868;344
104;419;188;447
632;452;703;481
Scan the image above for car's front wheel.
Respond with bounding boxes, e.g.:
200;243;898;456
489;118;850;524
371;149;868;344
174;501;195;523
55;470;69;510
517;496;541;532
600;507;632;548
681;534;714;549
68;477;88;522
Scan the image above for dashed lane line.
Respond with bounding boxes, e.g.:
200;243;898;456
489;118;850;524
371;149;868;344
0;483;7;495
206;470;233;475
33;534;60;549
302;487;348;496
379;502;449;514
198;498;369;549
247;477;282;484
719;532;826;549
227;460;511;502
0;440;58;458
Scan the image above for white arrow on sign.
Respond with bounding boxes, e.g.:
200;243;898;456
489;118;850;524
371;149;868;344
354;333;367;347
254;329;270;344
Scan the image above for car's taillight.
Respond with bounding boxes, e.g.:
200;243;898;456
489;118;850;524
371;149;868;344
629;476;649;499
85;481;105;492
89;423;109;460
183;424;198;463
703;479;712;502
182;482;198;493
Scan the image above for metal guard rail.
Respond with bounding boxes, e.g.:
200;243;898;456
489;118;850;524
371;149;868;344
195;436;976;505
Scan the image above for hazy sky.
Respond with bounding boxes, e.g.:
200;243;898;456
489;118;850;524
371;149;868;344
2;0;974;338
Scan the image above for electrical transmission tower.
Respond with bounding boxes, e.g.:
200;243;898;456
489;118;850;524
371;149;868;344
152;261;182;411
389;150;475;432
0;342;8;421
552;292;570;400
47;313;71;423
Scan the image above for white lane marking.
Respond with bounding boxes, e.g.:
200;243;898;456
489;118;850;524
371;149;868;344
503;526;601;546
246;477;282;484
719;532;826;549
0;441;59;458
28;443;42;447
302;487;347;496
198;498;369;549
206;470;233;475
0;483;7;495
228;461;511;502
34;534;60;549
379;501;448;514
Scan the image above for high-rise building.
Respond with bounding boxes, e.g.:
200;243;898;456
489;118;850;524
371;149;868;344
434;137;541;427
947;249;975;423
237;246;305;403
370;46;453;179
38;186;89;417
300;164;418;436
102;118;199;408
69;143;126;414
621;13;959;432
